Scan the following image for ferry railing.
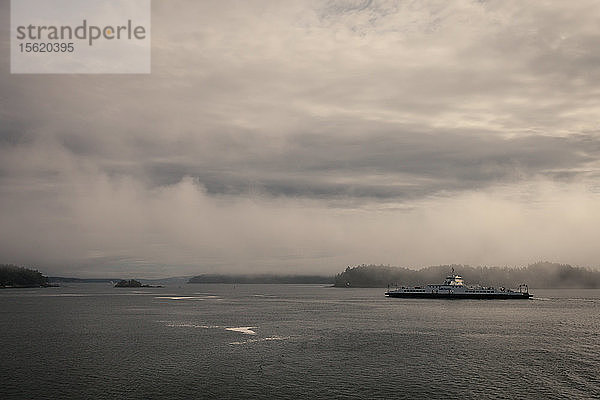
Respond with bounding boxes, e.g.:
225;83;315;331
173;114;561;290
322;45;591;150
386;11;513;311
518;284;529;293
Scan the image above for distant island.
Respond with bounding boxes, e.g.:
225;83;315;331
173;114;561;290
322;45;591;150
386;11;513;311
48;276;189;285
114;279;163;288
48;277;118;283
188;274;333;284
334;262;600;288
0;264;57;288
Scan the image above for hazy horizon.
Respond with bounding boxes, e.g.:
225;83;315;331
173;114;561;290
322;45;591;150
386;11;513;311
3;0;600;278
8;261;600;281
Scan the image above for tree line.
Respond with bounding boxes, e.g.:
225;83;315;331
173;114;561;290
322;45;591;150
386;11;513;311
188;274;333;284
0;264;49;287
333;262;600;288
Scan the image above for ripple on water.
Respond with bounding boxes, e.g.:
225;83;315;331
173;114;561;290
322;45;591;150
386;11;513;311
162;322;259;336
225;326;256;335
4;286;599;399
229;336;291;345
154;295;220;300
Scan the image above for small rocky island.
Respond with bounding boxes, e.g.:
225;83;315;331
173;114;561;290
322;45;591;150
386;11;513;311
114;279;162;288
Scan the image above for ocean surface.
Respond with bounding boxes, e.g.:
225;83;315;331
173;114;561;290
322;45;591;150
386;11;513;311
1;284;599;399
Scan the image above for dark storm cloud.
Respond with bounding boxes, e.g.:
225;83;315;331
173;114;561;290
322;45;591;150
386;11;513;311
73;129;600;201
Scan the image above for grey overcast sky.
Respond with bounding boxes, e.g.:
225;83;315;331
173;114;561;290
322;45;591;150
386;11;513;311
2;0;600;277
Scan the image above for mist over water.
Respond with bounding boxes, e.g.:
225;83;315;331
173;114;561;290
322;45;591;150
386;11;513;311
2;284;598;399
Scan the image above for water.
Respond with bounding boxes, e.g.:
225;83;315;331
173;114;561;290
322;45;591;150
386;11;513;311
1;284;599;399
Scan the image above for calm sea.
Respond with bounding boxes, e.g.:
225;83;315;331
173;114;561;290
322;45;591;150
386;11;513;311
1;284;599;399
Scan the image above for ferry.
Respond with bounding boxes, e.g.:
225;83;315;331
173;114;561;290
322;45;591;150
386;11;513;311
385;269;532;299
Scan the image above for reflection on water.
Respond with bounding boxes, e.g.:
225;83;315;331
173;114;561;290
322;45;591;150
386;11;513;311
229;336;291;346
1;284;599;399
225;326;257;335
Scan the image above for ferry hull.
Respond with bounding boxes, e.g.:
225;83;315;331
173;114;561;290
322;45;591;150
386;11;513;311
385;292;532;299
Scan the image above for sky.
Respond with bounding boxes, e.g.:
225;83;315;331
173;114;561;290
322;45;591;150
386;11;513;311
2;0;600;277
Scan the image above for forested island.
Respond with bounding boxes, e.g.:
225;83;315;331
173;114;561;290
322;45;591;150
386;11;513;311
334;262;600;288
188;274;333;284
0;264;55;288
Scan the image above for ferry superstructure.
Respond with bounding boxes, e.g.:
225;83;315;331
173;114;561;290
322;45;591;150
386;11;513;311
385;269;532;299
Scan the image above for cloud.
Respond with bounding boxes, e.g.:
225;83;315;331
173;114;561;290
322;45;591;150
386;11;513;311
1;0;600;276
